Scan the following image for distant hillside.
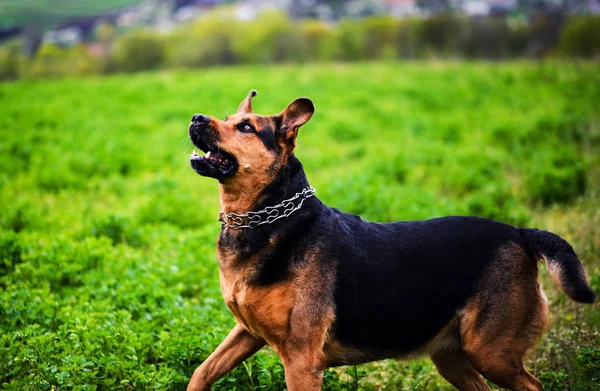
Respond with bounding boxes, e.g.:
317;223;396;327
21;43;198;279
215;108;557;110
0;0;142;27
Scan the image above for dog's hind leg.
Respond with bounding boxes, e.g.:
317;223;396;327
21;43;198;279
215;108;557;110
461;321;545;391
187;323;265;391
431;348;491;391
459;244;549;391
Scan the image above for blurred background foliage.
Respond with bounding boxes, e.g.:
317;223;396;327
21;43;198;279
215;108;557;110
0;1;600;80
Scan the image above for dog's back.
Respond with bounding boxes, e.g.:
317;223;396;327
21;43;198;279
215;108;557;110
323;214;519;355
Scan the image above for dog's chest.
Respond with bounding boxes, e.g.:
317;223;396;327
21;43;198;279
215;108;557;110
218;264;295;344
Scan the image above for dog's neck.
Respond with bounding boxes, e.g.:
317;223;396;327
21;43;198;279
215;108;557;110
218;183;265;215
218;155;310;215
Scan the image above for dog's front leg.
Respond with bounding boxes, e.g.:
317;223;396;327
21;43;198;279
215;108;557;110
187;323;265;391
280;347;327;391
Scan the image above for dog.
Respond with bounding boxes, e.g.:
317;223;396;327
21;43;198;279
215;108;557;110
186;90;595;391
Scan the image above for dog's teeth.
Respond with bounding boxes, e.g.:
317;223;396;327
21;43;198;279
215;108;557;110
206;151;211;158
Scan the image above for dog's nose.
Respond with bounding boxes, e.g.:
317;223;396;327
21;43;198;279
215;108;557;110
191;114;209;124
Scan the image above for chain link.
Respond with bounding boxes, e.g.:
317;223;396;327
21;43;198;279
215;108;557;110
219;186;316;229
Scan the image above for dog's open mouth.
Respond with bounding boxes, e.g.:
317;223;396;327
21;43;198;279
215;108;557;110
190;142;238;178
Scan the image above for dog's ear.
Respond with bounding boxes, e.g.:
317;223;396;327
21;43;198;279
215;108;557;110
276;98;314;141
237;89;257;114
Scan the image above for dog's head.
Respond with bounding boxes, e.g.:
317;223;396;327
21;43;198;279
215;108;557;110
188;90;314;187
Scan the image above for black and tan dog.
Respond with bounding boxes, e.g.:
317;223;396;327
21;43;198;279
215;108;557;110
186;91;595;391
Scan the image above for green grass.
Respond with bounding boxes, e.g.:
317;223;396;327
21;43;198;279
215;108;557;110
1;61;599;390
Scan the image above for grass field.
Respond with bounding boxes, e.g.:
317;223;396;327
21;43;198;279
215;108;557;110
1;61;599;390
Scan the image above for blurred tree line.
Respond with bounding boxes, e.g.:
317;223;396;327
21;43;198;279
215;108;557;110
1;8;599;80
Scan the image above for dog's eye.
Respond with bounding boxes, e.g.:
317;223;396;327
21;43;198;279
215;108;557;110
237;123;254;133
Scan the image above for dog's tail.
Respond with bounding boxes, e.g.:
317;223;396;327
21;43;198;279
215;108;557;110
520;228;595;303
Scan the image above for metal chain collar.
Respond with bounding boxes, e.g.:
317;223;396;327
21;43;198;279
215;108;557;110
218;186;316;229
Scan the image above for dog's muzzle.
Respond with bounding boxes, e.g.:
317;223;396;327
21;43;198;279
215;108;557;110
188;115;238;179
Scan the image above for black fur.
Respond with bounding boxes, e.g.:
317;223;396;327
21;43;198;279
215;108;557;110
326;215;523;353
254;118;280;152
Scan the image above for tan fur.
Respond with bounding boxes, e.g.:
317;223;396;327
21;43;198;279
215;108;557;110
237;90;256;114
544;254;590;301
210;114;281;214
217;242;335;390
545;256;563;285
220;272;296;345
277;248;334;391
421;318;461;357
456;243;549;391
431;348;491;391
186;324;265;391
